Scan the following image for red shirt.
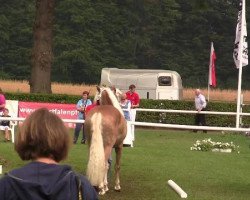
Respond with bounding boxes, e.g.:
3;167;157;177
126;91;140;106
85;103;97;115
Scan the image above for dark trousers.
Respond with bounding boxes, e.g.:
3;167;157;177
194;109;207;133
74;123;85;142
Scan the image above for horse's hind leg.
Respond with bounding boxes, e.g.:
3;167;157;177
98;162;109;195
102;146;112;194
114;145;123;191
103;162;109;193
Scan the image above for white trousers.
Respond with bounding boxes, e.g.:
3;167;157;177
130;109;137;141
123;109;137;147
123;121;133;146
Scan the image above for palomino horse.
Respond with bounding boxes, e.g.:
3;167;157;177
84;87;127;195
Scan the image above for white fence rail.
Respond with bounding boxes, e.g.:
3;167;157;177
1;108;250;143
135;108;250;116
129;121;250;132
130;108;250;132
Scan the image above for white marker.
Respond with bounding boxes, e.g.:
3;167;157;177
167;179;187;198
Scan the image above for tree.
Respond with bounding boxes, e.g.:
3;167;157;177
30;0;55;93
0;0;34;80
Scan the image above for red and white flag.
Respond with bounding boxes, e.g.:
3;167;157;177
209;42;216;87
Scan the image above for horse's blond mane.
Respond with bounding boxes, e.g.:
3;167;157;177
101;87;124;116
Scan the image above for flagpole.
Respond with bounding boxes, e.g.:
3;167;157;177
207;42;213;102
236;61;243;128
207;83;210;102
236;0;246;128
207;42;212;101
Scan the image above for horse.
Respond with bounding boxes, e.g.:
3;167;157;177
84;86;127;195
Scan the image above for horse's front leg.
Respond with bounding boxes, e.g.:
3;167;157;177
114;145;123;191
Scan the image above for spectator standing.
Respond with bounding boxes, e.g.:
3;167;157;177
120;93;131;121
126;84;140;141
74;91;92;144
194;89;207;133
0;88;6;113
120;93;134;147
0;108;98;200
0;108;11;142
126;84;140;109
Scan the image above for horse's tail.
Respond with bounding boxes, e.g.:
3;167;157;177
86;112;106;186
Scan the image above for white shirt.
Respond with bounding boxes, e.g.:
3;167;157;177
195;94;207;110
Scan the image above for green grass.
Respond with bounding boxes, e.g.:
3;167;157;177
1;129;250;199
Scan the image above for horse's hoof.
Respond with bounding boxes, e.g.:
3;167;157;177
114;186;121;192
99;189;106;195
104;185;109;192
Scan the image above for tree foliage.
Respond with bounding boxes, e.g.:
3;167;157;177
0;0;249;89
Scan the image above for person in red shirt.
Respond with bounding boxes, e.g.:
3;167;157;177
125;84;140;144
125;84;140;109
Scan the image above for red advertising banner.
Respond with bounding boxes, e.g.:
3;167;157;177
18;102;78;128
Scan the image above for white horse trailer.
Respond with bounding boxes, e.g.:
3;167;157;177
100;68;183;100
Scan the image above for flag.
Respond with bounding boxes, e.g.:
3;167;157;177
209;42;216;87
233;0;248;68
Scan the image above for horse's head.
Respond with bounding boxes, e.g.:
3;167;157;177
94;86;124;116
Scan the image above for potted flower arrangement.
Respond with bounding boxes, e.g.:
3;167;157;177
190;138;239;153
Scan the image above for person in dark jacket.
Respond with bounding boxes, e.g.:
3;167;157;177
0;108;98;200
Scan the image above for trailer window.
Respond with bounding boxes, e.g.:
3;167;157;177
158;76;171;86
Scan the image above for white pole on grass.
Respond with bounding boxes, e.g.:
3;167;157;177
167;180;187;198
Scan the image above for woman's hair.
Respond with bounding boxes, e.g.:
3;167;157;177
121;93;127;100
129;84;136;89
82;91;89;95
15;108;71;162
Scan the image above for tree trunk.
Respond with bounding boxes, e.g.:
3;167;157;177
30;0;55;93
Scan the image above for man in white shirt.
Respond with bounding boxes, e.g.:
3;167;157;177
194;89;207;133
